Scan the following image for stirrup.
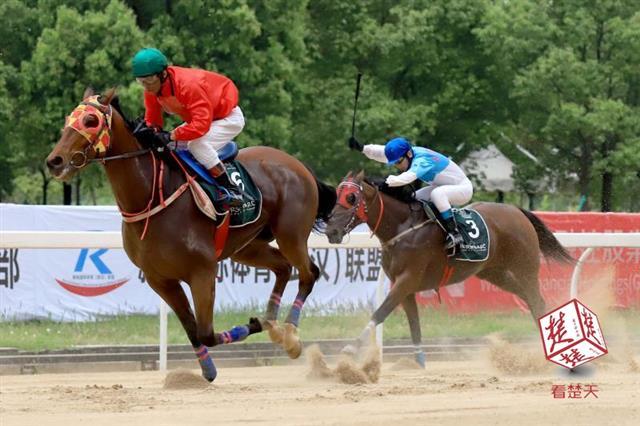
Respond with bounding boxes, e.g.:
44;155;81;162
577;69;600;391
445;232;463;251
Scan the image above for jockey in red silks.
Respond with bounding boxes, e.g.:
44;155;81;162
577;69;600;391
132;47;244;206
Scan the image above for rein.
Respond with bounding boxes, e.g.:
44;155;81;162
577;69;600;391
337;180;432;246
381;219;432;248
88;148;151;163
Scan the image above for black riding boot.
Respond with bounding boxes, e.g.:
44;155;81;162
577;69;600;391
208;164;244;208
442;215;464;250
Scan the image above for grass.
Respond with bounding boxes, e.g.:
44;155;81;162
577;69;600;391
2;307;639;352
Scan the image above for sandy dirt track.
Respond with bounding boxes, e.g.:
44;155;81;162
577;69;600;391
1;355;639;426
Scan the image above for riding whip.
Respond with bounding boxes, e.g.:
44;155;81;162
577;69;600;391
351;72;363;138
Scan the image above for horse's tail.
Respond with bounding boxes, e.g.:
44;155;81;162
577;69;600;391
518;208;575;264
304;165;337;233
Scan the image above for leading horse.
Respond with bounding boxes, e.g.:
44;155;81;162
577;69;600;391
326;172;574;366
46;89;336;381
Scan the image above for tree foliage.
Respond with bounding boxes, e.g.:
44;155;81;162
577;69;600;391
0;0;638;210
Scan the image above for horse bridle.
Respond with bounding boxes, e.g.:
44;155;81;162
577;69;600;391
335;180;384;237
65;96;149;168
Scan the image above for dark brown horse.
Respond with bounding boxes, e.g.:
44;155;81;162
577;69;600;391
325;172;573;366
46;89;336;381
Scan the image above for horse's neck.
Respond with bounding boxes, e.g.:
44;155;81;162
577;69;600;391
366;192;416;242
102;117;156;212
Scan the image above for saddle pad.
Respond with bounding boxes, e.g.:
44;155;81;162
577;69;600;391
197;161;262;228
453;208;490;262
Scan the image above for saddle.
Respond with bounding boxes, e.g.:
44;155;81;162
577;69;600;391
175;143;262;228
421;201;490;262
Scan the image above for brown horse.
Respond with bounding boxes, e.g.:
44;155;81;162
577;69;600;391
325;172;573;366
45;89;337;381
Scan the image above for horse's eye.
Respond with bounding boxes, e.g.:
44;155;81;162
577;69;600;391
346;193;356;205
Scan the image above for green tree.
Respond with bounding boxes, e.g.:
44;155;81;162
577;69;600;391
484;0;640;211
144;0;308;150
15;0;146;204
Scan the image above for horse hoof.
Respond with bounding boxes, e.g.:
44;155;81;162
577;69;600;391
202;373;217;383
248;317;263;334
263;320;284;344
283;323;302;359
341;344;358;357
415;351;426;368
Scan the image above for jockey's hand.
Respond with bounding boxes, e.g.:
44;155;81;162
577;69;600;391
348;136;364;152
132;122;156;140
377;181;390;191
156;130;173;149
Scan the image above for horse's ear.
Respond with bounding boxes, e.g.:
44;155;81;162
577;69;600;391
355;170;365;181
99;87;117;105
345;171;353;180
83;87;94;100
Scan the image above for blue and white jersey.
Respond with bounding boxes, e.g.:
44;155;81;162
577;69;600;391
362;144;468;187
407;147;450;183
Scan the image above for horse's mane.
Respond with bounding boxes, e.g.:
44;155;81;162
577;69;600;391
102;93;180;168
363;177;419;204
103;94;134;131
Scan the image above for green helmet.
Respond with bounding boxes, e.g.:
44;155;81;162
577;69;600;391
132;48;168;77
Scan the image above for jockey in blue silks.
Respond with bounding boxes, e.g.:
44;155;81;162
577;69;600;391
349;136;473;249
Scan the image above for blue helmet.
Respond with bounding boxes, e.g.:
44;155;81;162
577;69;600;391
384;137;412;165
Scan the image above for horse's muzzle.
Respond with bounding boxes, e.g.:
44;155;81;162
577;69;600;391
45;155;73;181
326;229;345;244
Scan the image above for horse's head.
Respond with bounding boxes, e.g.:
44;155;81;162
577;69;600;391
326;170;373;244
46;88;116;181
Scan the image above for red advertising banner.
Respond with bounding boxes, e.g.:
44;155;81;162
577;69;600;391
416;212;640;313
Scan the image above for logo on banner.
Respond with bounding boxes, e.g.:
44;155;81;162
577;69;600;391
538;298;607;370
55;249;129;297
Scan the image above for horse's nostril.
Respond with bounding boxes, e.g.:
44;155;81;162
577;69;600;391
47;156;63;169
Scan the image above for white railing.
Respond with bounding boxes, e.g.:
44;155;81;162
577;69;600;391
2;230;640;370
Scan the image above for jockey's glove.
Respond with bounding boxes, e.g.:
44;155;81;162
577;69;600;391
156;130;173;149
132;124;157;141
348;136;364;152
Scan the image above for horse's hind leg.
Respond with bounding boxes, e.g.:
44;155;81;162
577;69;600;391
272;234;320;359
146;275;217;382
478;267;546;321
401;294;426;368
231;241;292;344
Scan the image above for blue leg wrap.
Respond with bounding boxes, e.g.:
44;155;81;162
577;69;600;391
286;297;305;326
287;308;301;326
194;345;217;382
415;351;426;368
221;325;250;344
199;356;218;382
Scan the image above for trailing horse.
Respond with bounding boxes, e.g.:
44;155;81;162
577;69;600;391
46;89;336;381
325;171;573;367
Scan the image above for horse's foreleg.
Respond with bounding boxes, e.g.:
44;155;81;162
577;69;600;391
344;275;411;356
147;275;217;382
401;293;425;368
231;242;292;344
189;270;217;347
190;269;262;349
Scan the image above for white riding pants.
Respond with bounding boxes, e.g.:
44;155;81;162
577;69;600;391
183;106;245;169
415;163;473;213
